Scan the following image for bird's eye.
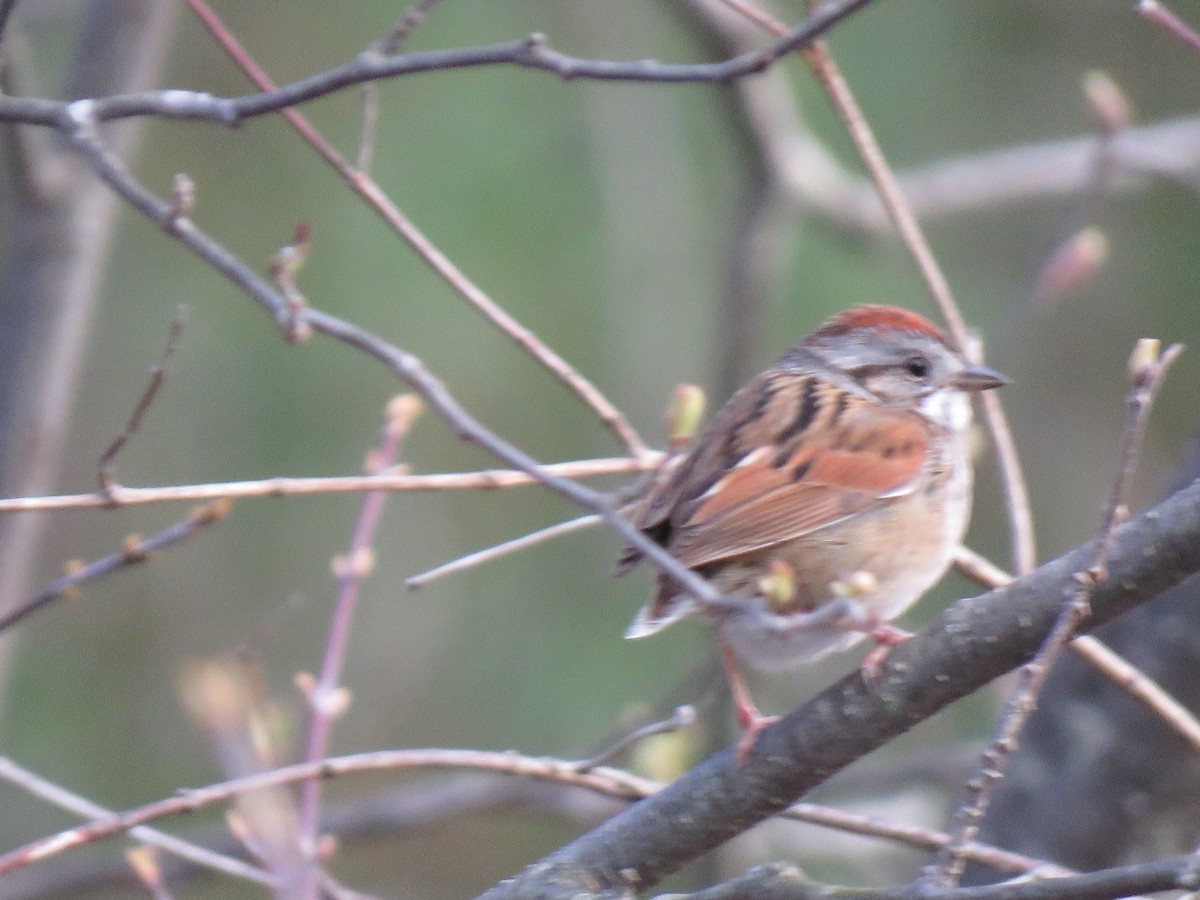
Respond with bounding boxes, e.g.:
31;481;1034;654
904;355;931;379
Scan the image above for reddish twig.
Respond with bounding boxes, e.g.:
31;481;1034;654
296;396;422;877
1140;0;1200;53
955;545;1200;756
0;749;656;876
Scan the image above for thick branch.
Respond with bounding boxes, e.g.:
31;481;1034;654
482;477;1200;898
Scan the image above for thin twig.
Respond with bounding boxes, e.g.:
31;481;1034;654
1070;634;1200;754
405;513;601;588
1140;0;1200;53
671;855;1200;900
952;546;1014;590
0;741;1071;882
0;756;274;887
0;750;658;876
297;396;422;874
99;305;187;488
0;456;658;514
928;339;1184;888
574;706;696;773
0;499;230;634
354;0;449;172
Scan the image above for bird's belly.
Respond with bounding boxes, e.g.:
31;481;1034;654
711;467;970;672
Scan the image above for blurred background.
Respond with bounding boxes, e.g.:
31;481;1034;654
2;1;1200;897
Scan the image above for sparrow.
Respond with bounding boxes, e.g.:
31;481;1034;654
617;305;1006;759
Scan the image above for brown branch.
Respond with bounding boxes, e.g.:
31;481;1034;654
0;456;659;514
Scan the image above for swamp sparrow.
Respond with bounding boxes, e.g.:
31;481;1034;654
617;305;1005;758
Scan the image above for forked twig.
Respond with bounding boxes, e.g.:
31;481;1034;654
186;0;651;462
0;755;273;887
928;339;1183;888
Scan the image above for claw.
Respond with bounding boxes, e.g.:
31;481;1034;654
859;622;913;679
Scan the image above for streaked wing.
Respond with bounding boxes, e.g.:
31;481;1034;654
662;381;931;570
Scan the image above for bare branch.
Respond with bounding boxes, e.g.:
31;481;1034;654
0;499;229;633
50;107;722;615
0;456;659;514
664;855;1200;900
0;756;273;887
0;750;657;876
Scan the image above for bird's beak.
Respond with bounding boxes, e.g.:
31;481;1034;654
950;362;1008;392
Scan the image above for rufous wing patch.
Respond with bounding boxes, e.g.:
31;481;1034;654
664;405;930;570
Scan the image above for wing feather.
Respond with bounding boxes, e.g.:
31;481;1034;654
664;404;931;569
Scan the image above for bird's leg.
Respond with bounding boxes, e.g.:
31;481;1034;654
720;640;778;762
